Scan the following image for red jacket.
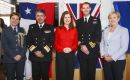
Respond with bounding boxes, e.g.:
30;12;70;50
54;26;78;53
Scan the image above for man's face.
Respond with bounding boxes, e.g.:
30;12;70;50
10;15;20;27
36;12;46;24
82;4;91;16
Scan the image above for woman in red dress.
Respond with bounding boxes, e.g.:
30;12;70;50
54;11;78;80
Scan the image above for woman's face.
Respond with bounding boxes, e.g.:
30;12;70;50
64;14;71;25
109;14;119;26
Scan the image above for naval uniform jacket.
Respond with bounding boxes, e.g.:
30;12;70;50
76;16;102;57
27;23;54;62
2;26;26;63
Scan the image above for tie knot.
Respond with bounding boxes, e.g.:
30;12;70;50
85;18;87;23
39;25;42;28
13;28;17;34
14;28;16;30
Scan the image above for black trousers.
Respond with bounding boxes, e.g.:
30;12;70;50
5;60;25;80
103;60;126;80
56;52;75;80
78;50;98;80
32;61;50;80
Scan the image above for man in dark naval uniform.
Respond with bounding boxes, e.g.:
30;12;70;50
76;2;102;80
26;10;54;80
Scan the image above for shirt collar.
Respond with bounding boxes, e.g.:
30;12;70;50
38;23;45;27
11;26;18;32
84;15;90;22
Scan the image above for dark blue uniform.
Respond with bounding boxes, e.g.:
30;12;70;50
76;16;102;80
26;23;54;80
2;26;26;80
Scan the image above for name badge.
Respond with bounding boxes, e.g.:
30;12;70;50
44;30;51;33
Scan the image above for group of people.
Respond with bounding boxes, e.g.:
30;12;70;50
1;2;129;80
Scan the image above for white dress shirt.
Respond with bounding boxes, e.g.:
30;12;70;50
12;26;18;32
84;15;90;22
38;23;45;29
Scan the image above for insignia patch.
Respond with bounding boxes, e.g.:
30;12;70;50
89;41;96;48
29;45;37;52
43;45;50;52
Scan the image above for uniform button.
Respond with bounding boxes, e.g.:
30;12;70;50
16;49;18;51
35;38;37;40
82;34;83;36
16;40;17;42
16;44;18;46
89;38;90;40
81;38;83;40
89;34;91;36
36;42;37;44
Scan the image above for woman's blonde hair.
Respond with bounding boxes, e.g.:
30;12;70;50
108;11;121;19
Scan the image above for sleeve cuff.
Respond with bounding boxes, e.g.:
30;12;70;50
112;56;118;62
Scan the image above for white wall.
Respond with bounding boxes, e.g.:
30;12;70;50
0;16;10;26
100;0;114;29
2;0;10;3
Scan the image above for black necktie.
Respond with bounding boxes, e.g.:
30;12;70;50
85;18;87;23
39;25;42;29
13;28;17;34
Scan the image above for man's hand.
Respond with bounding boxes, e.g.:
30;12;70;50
14;55;22;61
63;47;72;53
80;45;89;55
35;51;44;58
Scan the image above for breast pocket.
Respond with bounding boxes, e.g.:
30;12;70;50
110;34;121;48
112;34;120;42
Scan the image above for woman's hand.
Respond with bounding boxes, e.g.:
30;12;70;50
63;47;72;53
104;55;113;62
